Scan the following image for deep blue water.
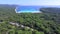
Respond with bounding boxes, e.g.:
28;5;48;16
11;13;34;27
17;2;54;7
16;6;41;11
16;6;43;13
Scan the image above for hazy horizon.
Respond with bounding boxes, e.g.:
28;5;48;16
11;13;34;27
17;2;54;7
0;0;60;6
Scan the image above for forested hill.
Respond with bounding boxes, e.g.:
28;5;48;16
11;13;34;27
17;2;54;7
0;4;17;8
0;4;20;22
40;7;60;13
40;7;60;23
0;5;60;34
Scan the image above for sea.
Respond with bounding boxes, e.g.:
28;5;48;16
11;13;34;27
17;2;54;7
15;6;60;13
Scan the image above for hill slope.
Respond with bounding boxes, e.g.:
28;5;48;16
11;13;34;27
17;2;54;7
0;5;60;34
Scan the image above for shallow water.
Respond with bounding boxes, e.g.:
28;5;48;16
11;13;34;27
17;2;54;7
16;6;41;13
16;11;41;13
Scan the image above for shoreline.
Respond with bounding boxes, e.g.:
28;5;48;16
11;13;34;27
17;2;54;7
15;6;42;13
15;9;42;13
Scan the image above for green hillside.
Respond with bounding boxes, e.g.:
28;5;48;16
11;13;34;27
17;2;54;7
0;5;60;34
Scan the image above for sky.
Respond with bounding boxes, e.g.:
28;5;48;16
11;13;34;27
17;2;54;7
0;0;60;6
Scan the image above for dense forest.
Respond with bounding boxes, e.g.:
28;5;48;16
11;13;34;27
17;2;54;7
0;5;60;34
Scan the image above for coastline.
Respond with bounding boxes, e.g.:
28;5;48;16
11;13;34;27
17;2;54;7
15;6;42;13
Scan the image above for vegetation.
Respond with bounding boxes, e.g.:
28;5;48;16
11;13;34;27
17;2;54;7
0;5;60;34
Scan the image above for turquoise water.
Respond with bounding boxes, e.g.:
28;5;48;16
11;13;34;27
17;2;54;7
17;11;40;13
16;6;41;13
